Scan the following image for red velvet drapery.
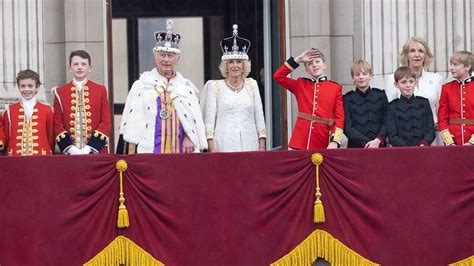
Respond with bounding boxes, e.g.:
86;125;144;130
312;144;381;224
0;147;472;265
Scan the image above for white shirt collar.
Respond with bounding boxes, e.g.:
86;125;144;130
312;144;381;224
73;78;85;91
21;97;37;120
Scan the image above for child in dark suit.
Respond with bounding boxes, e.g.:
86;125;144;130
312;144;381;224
387;66;435;146
344;60;388;148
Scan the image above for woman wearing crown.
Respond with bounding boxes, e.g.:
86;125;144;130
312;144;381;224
200;25;266;152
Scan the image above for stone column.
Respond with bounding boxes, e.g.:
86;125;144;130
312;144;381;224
287;0;474;91
43;0;67;103
63;0;105;86
0;0;46;109
1;0;106;110
357;0;473;88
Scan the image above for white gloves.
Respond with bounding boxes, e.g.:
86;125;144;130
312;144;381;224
81;145;92;154
65;146;82;155
65;145;95;155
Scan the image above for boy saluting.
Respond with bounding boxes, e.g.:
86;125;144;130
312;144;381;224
273;48;344;149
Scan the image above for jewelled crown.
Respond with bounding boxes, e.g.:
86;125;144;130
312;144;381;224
153;19;181;54
220;24;250;60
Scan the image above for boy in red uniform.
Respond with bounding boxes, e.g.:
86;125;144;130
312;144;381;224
273;48;344;149
53;50;111;154
2;69;54;156
438;51;474;145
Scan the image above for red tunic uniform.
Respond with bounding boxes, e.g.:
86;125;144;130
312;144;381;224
53;80;111;153
273;57;344;149
438;77;474;145
3;102;54;156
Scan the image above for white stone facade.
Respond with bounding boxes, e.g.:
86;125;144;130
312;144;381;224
285;0;473;133
287;0;473;92
0;0;105;110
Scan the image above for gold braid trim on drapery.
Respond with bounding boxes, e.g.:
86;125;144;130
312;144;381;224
83;236;164;266
270;229;379;266
449;255;474;266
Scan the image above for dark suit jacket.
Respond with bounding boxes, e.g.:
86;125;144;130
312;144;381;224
387;95;435;146
343;87;388;148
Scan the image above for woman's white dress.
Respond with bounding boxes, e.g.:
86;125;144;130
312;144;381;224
200;78;266;152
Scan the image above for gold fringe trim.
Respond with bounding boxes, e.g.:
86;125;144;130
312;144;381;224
449;255;474;266
270;230;379;266
84;236;164;266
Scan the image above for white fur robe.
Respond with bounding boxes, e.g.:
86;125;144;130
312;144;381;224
119;68;207;153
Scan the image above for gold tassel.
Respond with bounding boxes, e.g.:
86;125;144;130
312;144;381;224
311;153;325;223
314;192;325;223
116;159;129;228
118;204;129;228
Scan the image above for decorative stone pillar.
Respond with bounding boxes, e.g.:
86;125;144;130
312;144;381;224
0;0;106;112
0;0;46;109
357;0;473;88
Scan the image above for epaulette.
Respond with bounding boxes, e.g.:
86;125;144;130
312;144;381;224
371;87;383;92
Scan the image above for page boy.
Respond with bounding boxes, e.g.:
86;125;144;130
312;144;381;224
438;51;474;145
273;48;344;149
344;60;388;148
387;66;435;146
2;69;54;155
53;50;111;154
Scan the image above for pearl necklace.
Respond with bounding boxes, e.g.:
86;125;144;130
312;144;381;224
225;79;244;92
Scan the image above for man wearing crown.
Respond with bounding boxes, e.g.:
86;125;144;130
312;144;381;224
118;20;207;154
